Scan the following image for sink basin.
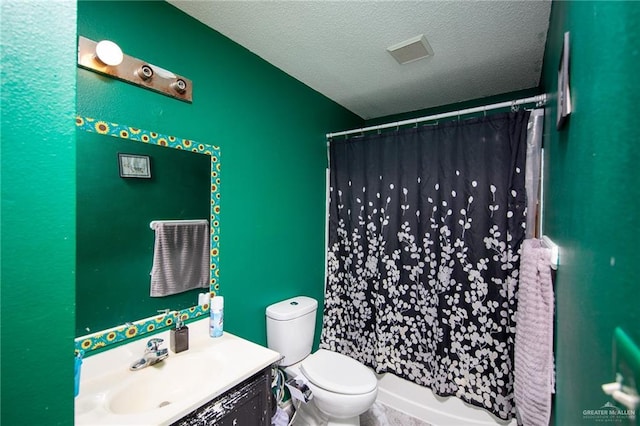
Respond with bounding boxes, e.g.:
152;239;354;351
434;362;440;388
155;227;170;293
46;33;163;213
108;354;216;415
75;322;282;426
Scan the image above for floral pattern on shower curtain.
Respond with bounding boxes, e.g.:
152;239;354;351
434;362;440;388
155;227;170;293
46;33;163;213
320;111;530;420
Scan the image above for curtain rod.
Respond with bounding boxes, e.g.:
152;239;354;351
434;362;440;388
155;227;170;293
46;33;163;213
326;94;547;139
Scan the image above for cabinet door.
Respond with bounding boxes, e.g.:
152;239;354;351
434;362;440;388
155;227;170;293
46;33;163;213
217;392;265;426
173;367;272;426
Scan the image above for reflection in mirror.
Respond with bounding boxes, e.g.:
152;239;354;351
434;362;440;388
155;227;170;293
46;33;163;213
74;117;220;353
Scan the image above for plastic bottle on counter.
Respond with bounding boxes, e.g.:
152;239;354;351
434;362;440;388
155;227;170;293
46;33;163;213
210;296;224;338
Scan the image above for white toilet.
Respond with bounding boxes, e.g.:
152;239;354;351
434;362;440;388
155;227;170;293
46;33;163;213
266;296;377;426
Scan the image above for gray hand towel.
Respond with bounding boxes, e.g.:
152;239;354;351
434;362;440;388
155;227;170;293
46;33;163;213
150;221;210;297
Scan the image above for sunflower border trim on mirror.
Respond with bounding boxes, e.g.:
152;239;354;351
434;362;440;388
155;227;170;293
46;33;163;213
74;116;220;355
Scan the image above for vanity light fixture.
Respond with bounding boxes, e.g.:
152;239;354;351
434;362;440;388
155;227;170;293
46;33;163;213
77;36;192;103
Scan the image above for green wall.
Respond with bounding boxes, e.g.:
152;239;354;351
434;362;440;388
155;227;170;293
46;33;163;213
542;2;640;424
76;132;210;335
1;1;77;425
76;0;362;349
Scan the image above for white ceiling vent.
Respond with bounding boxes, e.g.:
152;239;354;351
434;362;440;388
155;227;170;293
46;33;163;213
387;34;434;65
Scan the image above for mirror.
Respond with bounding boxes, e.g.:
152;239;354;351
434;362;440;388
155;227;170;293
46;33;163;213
75;116;220;351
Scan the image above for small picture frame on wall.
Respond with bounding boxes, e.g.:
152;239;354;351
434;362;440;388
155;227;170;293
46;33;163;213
118;153;151;178
557;31;572;129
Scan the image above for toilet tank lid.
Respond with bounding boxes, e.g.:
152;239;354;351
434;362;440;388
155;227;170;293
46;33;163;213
300;349;377;395
266;296;318;321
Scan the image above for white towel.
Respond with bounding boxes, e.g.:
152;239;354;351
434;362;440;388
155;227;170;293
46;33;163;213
150;221;210;297
514;238;555;426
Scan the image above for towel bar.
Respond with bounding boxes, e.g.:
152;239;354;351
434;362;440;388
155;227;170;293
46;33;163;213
150;219;209;230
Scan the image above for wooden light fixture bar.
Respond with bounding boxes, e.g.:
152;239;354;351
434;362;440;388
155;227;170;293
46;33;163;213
77;36;193;103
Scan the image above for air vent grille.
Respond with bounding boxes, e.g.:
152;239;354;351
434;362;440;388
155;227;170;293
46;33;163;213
387;34;434;65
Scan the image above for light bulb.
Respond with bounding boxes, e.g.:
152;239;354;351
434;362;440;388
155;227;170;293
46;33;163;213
95;40;123;66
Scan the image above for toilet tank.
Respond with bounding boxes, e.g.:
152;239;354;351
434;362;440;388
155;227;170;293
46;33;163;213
266;296;318;366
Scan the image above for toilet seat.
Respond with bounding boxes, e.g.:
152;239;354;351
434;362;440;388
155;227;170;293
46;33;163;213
300;349;377;395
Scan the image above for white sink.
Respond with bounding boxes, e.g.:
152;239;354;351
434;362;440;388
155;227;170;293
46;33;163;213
75;319;281;425
108;354;219;415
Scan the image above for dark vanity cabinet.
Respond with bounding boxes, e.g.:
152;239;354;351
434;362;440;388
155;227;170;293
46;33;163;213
172;367;273;426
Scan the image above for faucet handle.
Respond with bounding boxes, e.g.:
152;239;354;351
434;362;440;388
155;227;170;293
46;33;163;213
146;338;164;352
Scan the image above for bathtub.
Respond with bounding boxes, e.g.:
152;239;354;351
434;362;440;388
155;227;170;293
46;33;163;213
374;372;517;426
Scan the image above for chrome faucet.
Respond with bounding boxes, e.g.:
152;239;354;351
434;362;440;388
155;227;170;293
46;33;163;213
129;338;169;371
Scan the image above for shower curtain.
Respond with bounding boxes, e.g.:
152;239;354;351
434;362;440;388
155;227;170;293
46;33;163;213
321;110;531;420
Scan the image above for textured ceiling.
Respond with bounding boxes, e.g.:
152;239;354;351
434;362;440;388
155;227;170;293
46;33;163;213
168;1;551;120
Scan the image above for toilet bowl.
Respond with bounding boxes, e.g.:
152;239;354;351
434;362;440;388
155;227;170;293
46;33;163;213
286;349;377;425
265;296;378;426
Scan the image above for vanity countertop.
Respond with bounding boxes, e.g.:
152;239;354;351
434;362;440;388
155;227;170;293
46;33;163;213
75;318;281;425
